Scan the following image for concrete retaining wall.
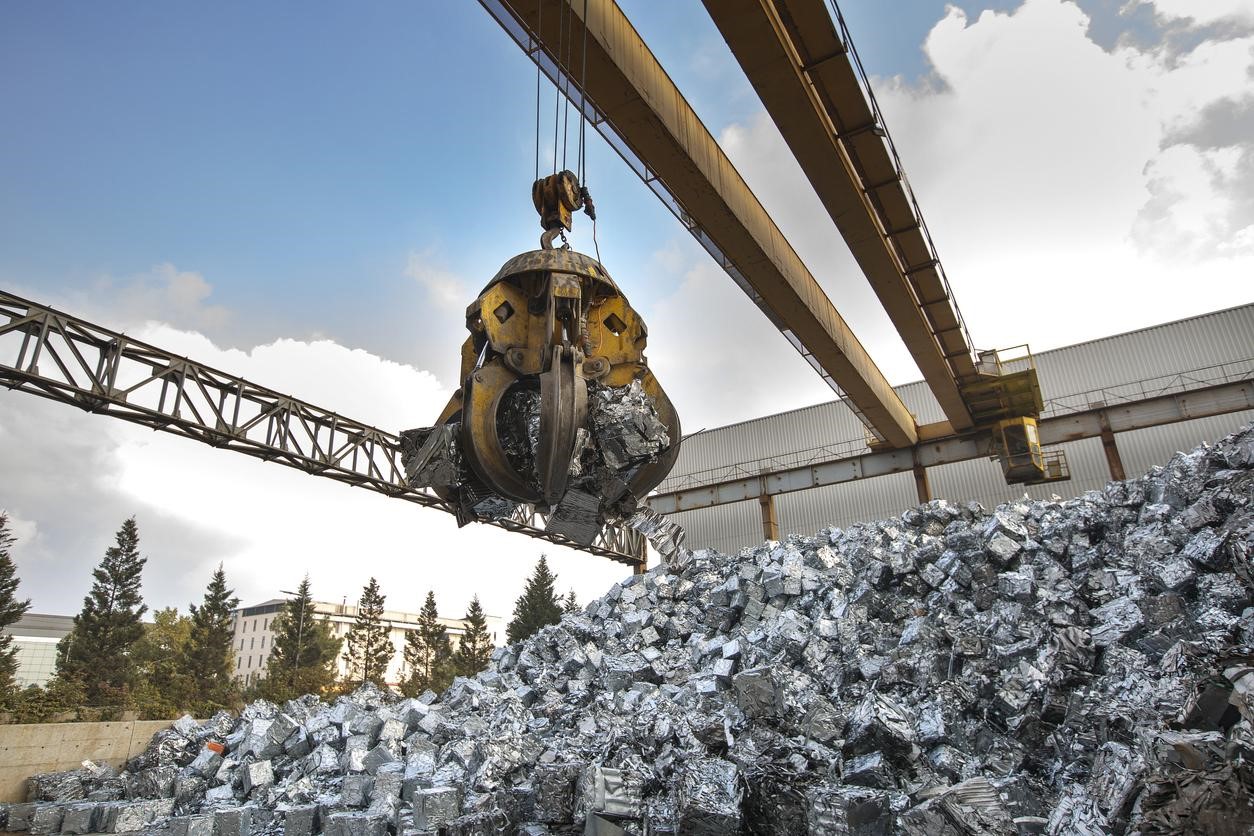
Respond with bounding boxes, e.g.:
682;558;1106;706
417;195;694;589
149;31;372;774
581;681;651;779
0;720;173;803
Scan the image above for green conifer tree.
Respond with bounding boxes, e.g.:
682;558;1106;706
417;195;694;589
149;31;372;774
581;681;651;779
262;576;341;701
342;578;392;688
452;595;493;678
130;607;192;718
401;590;453;695
56;517;148;706
179;564;240;711
506;555;563;644
562;589;580;615
0;513;32;705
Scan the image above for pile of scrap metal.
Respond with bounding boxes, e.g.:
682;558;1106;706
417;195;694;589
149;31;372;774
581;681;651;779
401;173;680;548
8;425;1254;835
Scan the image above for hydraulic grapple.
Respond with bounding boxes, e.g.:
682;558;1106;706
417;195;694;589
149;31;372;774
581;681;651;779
401;172;680;545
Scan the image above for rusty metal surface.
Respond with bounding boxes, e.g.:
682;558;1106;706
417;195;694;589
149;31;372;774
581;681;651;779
0;289;647;567
702;0;977;430
649;379;1254;514
480;0;918;448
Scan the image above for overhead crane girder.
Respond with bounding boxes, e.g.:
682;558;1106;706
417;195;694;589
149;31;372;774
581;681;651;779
702;0;980;431
485;0;919;449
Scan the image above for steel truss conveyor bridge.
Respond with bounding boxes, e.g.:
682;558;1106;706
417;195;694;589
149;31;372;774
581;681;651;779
0;291;648;569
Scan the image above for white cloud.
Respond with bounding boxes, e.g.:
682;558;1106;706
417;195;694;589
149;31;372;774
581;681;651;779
47;263;234;338
644;259;833;431
1136;0;1254;28
717;0;1254;361
406;248;472;311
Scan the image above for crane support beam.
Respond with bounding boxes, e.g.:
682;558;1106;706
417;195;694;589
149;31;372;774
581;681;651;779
648;378;1254;514
481;0;918;448
703;0;977;429
0;290;646;568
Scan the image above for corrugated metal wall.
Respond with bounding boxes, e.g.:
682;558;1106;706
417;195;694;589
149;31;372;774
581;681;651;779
665;305;1254;551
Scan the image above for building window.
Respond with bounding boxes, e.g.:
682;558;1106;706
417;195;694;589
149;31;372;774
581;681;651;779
250;637;255;650
236;657;241;670
239;638;245;651
247;656;252;668
264;618;269;630
261;636;266;649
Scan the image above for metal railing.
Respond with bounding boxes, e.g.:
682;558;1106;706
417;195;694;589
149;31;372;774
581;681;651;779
1039;359;1254;419
0;290;646;567
654;357;1254;496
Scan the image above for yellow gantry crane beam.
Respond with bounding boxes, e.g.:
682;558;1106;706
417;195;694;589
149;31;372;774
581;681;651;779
703;0;979;432
485;0;919;448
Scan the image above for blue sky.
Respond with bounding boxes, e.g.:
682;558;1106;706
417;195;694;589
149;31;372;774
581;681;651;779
0;0;1079;372
3;1;1252;617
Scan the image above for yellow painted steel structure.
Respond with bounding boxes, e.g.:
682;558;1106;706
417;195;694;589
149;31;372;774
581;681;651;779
490;0;919;449
702;0;981;431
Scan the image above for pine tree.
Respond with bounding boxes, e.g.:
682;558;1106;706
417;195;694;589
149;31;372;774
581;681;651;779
562;589;580;615
57;517;148;706
506;555;563;644
342;578;392;688
262;576;341;701
179;564;240;711
452;595;493;678
0;513;32;705
401;590;453;696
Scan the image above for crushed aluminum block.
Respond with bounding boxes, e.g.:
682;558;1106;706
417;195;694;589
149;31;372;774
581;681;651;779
324;810;390;836
28;805;64;836
241;760;274;796
125;766;177;799
362;744;397;775
844;692;915;759
675;759;741;836
585;813;629;835
546;489;603;547
532;763;581;823
210;806;258;836
102;799;174;833
843;751;894;789
1090;596;1144;646
807;783;892;836
168;814;214;836
342;774;374;808
59;803;101;835
372;766;404;801
413;786;460;831
6;802;38;831
282;805;319;836
401;424;461;489
188;746;224;779
732;668;782;719
585;765;644;820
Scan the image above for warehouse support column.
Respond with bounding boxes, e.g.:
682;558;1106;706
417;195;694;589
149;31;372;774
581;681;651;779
1099;414;1126;481
913;453;932;504
759;492;781;541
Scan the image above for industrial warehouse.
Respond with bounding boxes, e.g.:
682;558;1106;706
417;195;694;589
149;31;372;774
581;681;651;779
1;1;1252;835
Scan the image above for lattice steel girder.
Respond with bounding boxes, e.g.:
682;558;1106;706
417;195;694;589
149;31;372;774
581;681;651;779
0;290;646;568
703;0;976;430
483;0;918;448
648;379;1254;513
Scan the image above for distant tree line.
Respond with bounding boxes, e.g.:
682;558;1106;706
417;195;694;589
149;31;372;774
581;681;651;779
0;514;586;721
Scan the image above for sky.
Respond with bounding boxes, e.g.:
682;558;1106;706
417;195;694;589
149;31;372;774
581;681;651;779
2;1;1252;625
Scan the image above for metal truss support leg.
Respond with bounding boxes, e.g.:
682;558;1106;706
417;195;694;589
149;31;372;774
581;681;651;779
1099;415;1126;482
759;492;781;541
